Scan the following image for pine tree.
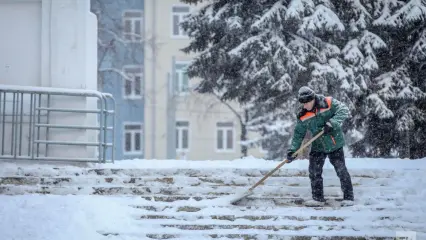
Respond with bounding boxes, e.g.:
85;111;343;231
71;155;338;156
352;0;426;158
181;0;426;159
180;0;387;159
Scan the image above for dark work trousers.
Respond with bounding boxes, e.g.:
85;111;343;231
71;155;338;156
309;147;354;201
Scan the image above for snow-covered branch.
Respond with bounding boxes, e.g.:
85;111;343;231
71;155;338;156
298;5;345;35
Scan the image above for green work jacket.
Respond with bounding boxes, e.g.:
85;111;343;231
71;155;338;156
289;95;349;154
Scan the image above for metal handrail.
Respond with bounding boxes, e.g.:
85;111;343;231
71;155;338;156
0;84;115;163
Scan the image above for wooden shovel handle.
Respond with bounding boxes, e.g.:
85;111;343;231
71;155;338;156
248;130;324;191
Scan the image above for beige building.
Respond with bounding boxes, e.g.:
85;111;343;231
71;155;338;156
143;0;266;160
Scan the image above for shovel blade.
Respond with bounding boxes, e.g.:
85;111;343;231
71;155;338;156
229;189;254;205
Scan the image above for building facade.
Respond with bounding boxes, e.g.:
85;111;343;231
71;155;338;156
91;0;145;161
90;0;266;161
143;0;266;160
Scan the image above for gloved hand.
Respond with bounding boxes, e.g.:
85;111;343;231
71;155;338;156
286;151;297;163
323;121;333;134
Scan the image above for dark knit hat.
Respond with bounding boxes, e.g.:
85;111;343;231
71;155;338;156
298;86;315;103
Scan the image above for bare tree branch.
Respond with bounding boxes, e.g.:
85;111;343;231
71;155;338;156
99;67;133;81
211;91;243;123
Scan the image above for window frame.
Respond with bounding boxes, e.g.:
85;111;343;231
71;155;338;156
122;65;143;100
176;120;190;152
215;122;235;152
122;10;144;43
171;4;190;39
174;61;190;96
123;122;143;155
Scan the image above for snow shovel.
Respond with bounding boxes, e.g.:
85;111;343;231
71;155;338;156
229;130;324;205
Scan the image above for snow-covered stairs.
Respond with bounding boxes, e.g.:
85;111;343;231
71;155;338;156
0;161;425;239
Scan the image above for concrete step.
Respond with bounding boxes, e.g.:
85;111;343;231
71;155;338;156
135;213;423;224
2;166;398;179
143;222;425;232
137;214;347;222
98;230;400;240
130;196;409;211
99;231;396;240
0;184;408;198
0;176;393;187
130;203;417;213
136;195;398;204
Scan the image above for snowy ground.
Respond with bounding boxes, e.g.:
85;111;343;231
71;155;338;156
0;156;425;240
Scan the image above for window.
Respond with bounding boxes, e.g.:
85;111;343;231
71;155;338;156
176;121;189;151
124;123;143;154
123;66;143;99
216;122;234;151
123;11;143;42
172;5;190;37
174;62;189;95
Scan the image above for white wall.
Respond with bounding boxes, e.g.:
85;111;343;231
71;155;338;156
0;0;41;86
85;12;99;158
0;0;99;161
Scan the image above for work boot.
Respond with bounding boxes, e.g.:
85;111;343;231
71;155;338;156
304;197;326;207
344;195;354;201
340;199;354;206
340;196;354;206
